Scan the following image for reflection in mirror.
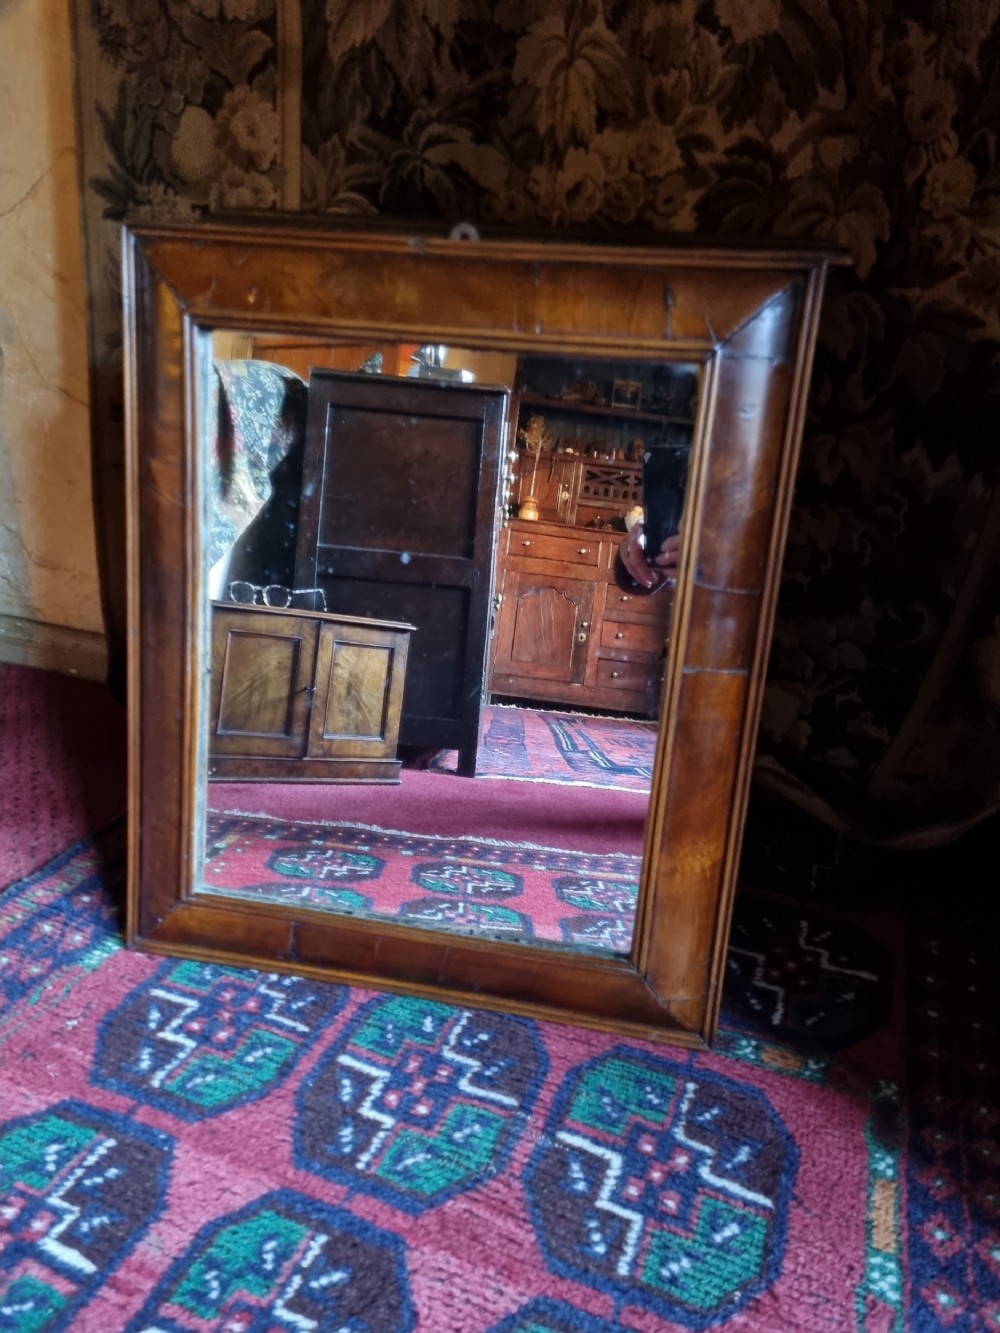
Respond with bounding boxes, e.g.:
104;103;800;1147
195;331;698;959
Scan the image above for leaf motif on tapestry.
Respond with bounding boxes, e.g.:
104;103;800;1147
708;0;844;123
92;86;159;219
300;139;380;213
176;13;274;85
326;0;459;51
326;0;393;51
778;179;892;280
512;4;629;147
694;137;790;235
374;112;509;213
326;0;459;84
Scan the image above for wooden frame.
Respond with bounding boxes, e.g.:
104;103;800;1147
123;219;832;1048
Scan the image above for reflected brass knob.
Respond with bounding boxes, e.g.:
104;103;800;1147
577;547;589;555
521;540;532;547
619;594;630;602
610;670;622;678
615;631;624;639
580;620;590;629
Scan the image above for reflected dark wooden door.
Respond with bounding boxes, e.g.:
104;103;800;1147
294;371;508;775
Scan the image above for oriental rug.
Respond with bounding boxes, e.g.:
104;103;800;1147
1;827;908;1333
431;705;657;793
202;812;642;953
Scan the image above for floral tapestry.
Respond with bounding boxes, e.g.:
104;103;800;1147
72;0;1000;843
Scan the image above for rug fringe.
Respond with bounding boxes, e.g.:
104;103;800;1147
207;809;643;863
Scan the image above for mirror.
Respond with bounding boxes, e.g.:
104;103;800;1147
123;220;832;1046
198;332;698;959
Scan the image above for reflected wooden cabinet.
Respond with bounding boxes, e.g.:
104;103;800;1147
491;519;673;716
208;602;413;782
293;370;508;776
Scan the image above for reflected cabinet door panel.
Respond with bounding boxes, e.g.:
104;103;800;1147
208;603;412;783
123;220;834;1048
306;619;411;762
293;370;508;776
209;604;316;758
493;569;595;684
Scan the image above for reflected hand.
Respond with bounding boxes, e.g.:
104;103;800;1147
619;524;680;592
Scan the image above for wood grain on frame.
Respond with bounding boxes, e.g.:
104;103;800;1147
123;220;832;1047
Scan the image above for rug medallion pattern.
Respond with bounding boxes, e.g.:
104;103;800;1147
203;814;641;951
122;1190;415;1333
1;1101;173;1331
725;896;893;1052
93;959;345;1120
525;1050;796;1327
295;996;547;1215
0;831;922;1331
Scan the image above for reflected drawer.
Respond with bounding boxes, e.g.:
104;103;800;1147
595;658;654;691
509;531;602;567
604;587;669;621
599;619;667;654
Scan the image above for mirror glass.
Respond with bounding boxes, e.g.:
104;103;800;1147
193;330;698;958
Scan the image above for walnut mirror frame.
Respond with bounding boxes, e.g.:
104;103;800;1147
122;219;831;1049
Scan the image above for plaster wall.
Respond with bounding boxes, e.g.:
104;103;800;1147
0;0;104;662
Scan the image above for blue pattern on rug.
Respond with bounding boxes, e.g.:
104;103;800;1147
92;958;345;1120
1;1100;173;1331
524;1047;798;1328
294;994;547;1215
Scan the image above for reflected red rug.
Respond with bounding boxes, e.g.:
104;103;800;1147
208;766;650;855
431;705;657;792
203;812;642;952
1;828;903;1333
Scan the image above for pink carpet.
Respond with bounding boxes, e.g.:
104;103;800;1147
2;662;970;1331
2;826;901;1333
208;768;649;856
0;663;126;885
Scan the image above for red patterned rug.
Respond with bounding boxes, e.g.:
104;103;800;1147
4;666;997;1330
1;828;904;1333
203;812;643;952
432;705;657;792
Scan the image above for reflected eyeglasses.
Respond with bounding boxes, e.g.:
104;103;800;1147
228;582;327;612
